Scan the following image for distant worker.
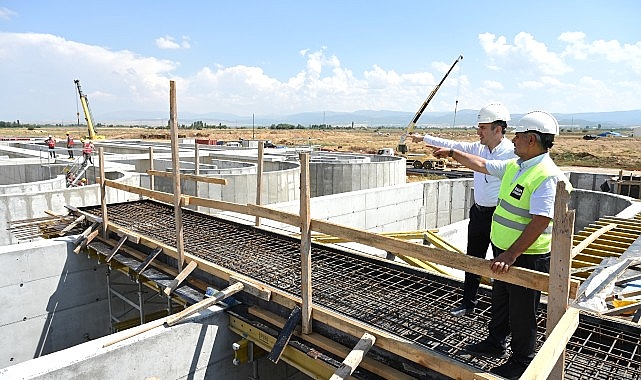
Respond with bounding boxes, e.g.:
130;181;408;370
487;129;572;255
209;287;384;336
66;132;75;159
410;103;516;317
82;139;94;165
78;178;87;186
45;135;56;158
432;111;571;379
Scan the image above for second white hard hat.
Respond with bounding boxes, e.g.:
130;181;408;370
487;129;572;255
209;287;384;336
514;111;559;135
477;103;511;124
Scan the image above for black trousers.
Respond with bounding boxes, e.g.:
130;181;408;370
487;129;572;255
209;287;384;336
461;204;496;308
487;247;550;364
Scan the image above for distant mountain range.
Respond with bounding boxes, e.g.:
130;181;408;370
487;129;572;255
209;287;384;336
98;109;641;129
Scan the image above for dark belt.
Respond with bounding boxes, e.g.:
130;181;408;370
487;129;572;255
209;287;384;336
474;203;496;212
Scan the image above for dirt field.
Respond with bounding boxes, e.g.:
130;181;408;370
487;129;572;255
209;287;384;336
4;126;641;172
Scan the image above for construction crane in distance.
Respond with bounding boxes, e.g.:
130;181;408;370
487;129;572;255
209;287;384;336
397;55;463;154
74;79;105;140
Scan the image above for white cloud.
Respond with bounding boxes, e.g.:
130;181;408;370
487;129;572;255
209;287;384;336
0;7;17;20
479;32;572;76
1;30;639;122
560;33;641;74
155;35;191;50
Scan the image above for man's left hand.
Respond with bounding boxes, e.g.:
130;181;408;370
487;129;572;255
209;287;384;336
490;251;518;274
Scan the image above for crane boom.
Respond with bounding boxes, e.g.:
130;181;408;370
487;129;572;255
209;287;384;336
397;55;463;153
74;79;104;140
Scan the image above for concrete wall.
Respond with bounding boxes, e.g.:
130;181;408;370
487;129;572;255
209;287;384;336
570;189;635;231
0;307;307;380
270;178;474;233
0;171;145;246
0;237;111;367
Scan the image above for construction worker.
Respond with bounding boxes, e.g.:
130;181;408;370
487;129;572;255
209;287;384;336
82;139;94;165
66;132;75;159
45;134;56;158
431;111;571;379
410;103;516;317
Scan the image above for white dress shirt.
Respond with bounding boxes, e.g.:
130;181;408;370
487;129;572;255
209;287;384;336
422;135;516;207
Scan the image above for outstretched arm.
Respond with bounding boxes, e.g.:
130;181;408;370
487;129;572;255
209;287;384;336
430;146;490;174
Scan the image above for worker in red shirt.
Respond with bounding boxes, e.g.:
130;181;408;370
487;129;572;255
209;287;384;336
66;132;75;159
46;135;56;158
82;139;94;165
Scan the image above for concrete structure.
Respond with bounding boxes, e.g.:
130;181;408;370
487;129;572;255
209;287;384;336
1;138;641;378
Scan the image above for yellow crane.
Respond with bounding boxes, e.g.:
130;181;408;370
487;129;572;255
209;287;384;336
74;79;105;140
397;55;463;154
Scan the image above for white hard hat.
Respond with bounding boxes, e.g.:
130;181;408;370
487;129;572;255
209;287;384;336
48;135;52;138
514;111;559;135
477;103;511;124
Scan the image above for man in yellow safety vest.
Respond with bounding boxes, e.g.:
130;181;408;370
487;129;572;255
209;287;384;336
431;111;572;379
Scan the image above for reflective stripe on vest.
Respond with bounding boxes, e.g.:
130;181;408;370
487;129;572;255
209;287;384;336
82;142;92;154
47;139;55;148
490;156;571;254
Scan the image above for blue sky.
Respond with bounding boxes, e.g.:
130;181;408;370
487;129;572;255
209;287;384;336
1;1;640;123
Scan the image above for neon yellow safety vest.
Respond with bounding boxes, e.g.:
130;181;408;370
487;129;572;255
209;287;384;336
490;156;572;254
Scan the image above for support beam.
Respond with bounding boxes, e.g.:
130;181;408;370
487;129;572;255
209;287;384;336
268;306;302;363
255;141;264;227
546;181;575;379
164;260;197;296
299;153;313;334
149;146;154;191
522;307;580;380
99;147;108;239
169;80;184;272
329;332;376;380
571;223;617;258
147;170;227;185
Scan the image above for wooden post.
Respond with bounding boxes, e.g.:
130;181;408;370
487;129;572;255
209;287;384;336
148;146;154;191
99;147;108;239
169;80;184;272
194;141;200;198
255;141;264;227
546;181;575;379
299;153;313;334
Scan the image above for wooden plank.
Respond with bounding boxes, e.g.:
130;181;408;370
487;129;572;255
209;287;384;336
229;276;271;301
330;332;376;380
135;247;163;274
571;223;617;258
299;153;313;335
99;147;108;239
186;196;252;215
102;282;244;348
163;260;197;296
169;80;184;273
602;300;641;316
149;146;154;191
147;169;228;185
268;306;302;363
249;307;415;380
58;214;85;236
165;282;244;326
309;217;579;297
522;307;580;380
106;235;128;262
546;181;574;379
104;179;189;206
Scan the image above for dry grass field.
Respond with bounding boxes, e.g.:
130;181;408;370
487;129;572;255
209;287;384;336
4;126;641;172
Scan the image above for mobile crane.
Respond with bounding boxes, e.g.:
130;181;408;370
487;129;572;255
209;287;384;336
378;55;462;170
74;79;105;140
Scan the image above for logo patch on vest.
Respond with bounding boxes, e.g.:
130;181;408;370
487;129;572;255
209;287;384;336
510;184;524;200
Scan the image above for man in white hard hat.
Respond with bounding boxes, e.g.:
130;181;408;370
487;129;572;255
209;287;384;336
410;103;516;317
430;111;572;379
